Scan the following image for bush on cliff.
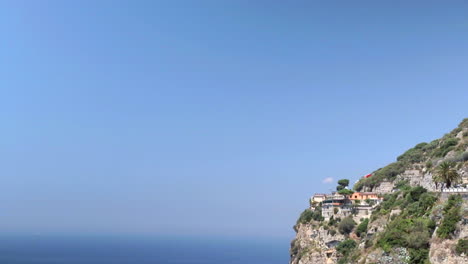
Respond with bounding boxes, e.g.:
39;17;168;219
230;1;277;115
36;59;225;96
455;239;468;255
437;195;462;239
338;217;356;235
296;208;323;226
354;161;406;191
356;218;369;237
336;239;357;256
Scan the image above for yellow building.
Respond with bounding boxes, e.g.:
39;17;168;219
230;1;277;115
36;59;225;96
349;192;379;201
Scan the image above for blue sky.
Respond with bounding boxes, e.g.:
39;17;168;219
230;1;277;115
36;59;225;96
0;1;467;239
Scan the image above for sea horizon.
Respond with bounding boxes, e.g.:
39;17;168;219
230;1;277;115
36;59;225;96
0;233;290;264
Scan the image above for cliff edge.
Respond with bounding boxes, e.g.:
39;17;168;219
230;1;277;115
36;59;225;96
290;118;468;264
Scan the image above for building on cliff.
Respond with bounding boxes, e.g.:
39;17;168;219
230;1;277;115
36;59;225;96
321;193;353;221
310;193;327;204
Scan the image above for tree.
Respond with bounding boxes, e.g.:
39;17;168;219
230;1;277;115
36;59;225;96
338;179;350;187
337;179;352;195
338;189;354;195
435;162;460;189
338;217;356;235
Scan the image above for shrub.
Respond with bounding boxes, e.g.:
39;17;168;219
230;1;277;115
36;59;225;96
397;146;425;163
405;219;430;249
378;218;412;251
338;217;356;235
355;162;407;191
442;138;459;148
356;219;369;237
297;208;324;225
409;248;430;264
336;239;357;256
459;118;468;128
416;193;437;216
415;142;428;149
432;138;459;158
394;180;411;191
407;186;427;203
422;140;439;152
296;209;314;225
455;239;468;255
426;161;433;168
437;195;462;239
380;192;399;211
334;207;339;214
377;217;432;263
449;151;468;162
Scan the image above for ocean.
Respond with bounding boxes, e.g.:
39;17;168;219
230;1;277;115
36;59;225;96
0;235;289;264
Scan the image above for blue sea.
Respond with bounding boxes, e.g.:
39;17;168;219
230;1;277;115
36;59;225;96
0;235;289;264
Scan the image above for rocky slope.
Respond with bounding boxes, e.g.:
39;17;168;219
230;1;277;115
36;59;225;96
290;119;468;264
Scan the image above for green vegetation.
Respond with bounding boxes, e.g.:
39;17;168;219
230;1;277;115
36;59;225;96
437;195;462;239
338;217;356;235
356;218;369;237
425;160;433;168
328;215;341;226
377;217;432;264
336;179;350;191
397;143;425;163
394;180;411;191
338;189;354;195
371;191;402;219
431;137;459;158
434;162;461;189
293;119;468;263
338;179;350;187
354;161;406;191
447;151;468;163
336;178;354;195
354;119;467;192
455;239;468;255
336;239;357;257
296;208;324;225
373;186;438;264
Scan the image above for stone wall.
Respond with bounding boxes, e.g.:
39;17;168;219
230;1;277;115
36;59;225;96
373;181;394;194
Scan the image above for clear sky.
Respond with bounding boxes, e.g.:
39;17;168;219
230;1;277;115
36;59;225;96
1;1;467;239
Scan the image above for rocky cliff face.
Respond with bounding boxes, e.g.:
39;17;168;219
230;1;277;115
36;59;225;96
291;224;343;264
290;119;468;264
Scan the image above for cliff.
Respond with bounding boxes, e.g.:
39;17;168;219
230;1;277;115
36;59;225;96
290;118;468;264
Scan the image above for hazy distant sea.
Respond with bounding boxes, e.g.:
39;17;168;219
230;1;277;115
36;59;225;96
0;235;289;264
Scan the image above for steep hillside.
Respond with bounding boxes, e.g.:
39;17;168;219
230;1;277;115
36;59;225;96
290;118;468;264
